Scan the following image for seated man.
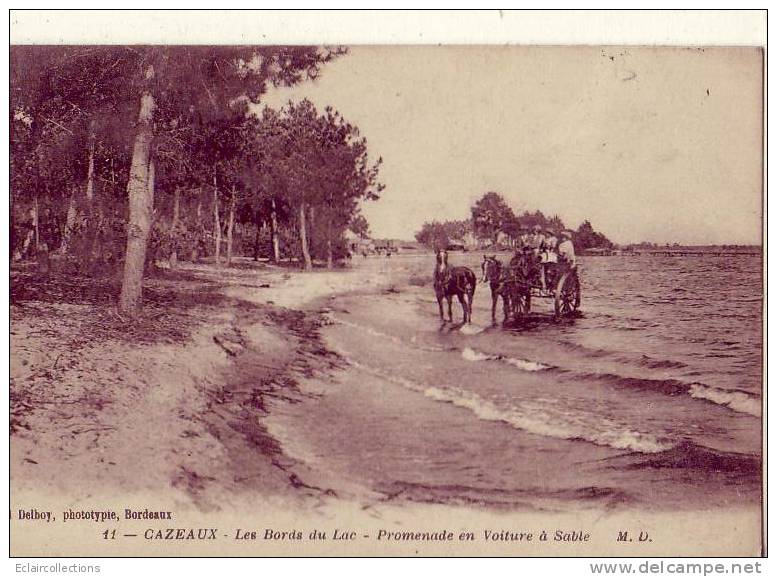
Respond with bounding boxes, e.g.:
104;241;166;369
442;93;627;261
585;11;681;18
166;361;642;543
527;224;545;256
539;229;559;290
558;230;577;268
517;228;532;251
510;229;530;269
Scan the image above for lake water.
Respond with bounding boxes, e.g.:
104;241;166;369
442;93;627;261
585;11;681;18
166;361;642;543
267;252;763;512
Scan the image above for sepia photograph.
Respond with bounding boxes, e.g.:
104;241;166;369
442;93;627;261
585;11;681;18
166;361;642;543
8;10;766;560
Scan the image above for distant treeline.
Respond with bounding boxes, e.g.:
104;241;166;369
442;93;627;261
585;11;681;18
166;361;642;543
414;191;613;251
624;242;760;251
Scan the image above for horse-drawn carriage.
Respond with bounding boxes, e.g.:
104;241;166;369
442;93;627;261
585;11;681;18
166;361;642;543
482;251;581;322
432;248;581;325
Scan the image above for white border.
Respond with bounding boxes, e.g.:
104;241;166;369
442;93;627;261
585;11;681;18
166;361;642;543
4;8;770;576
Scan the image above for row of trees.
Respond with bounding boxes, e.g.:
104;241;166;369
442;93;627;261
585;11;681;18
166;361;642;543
414;219;470;250
415;191;613;251
11;46;383;316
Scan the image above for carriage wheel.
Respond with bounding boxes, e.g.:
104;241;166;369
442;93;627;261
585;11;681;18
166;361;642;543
554;270;580;319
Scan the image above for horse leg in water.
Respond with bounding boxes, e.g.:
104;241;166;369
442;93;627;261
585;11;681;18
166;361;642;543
464;275;476;324
490;285;498;323
469;286;476;324
502;288;511;323
457;292;468;323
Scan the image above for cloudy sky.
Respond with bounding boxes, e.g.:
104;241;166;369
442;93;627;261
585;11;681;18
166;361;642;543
263;46;763;245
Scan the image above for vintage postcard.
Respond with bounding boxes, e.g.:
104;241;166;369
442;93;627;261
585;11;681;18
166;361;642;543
9;10;766;558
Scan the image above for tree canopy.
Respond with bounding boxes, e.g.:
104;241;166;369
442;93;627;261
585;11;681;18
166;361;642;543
471;192;515;244
11;45;385;315
416;192;612;251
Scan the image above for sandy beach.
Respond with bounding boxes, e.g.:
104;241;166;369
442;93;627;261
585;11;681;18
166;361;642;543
10;259;390;507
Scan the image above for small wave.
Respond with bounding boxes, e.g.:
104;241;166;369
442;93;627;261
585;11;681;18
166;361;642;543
579;372;761;417
636;356;687;369
346;359;670;453
461;347;551;372
689;384;761;417
380;479;632;510
581;372;689;396
613;441;761;476
503;356;551;372
423;385;672;454
461;347;493;362
329;314;448;352
459;324;486;335
409;335;450;351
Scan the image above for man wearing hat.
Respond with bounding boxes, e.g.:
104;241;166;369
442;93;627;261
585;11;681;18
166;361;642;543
538;229;559;290
527;224;545;256
558;230;577;267
516;227;531;251
542;229;559;256
510;228;529;269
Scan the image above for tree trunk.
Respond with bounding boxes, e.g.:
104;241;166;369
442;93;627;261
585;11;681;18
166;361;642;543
253;212;261;261
299;201;312;270
326;217;333;269
171;186;180;229
213;174;221;266
85;131;95;201
21;228;34;259
21;201;36;259
143;159;157;275
226;186;236;266
26;92;46;267
80;132;98;271
37;241;50;276
33;196;40;254
192;192;202;261
270;197;280;262
118;88;156;317
58;187;78;255
309;205;316;255
169;186;180;269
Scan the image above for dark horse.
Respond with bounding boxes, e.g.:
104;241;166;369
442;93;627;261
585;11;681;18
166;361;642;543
434;250;476;323
481;255;511;323
504;249;538;321
482;251;537;324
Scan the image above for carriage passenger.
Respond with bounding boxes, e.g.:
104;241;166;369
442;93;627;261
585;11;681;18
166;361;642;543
527;225;545;256
558;230;577;267
510;228;529;267
539;229;559;290
541;229;559;258
516;228;532;251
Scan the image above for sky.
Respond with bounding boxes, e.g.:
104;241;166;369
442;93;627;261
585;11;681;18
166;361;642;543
262;46;763;245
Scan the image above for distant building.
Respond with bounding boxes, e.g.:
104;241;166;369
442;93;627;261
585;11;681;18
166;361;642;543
461;231;480;251
373;239;397;254
446;241;467;251
344;230;374;254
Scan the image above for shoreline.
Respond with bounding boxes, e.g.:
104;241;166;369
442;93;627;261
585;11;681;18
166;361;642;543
10;256;763;556
10;257;395;511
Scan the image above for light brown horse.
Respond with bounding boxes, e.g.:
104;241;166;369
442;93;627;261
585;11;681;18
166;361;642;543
434;250;476;323
481;255;511;323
